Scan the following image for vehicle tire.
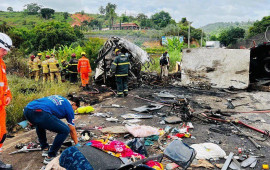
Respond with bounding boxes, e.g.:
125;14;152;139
262;57;270;75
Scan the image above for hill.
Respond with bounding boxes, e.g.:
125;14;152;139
201;21;254;35
0;11;73;29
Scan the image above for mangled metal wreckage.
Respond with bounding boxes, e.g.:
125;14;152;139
94;37;151;87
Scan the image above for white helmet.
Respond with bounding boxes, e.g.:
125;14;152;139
0;33;12;51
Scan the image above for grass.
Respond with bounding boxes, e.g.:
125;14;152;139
0;11;73;29
5;75;80;131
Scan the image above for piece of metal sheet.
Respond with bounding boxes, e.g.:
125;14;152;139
181;49;250;89
221;152;234;170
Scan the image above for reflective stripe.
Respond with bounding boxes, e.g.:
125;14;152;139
112;63;117;65
118;62;130;65
124;89;128;92
0;82;4;87
116;74;128;76
70;64;78;66
69;71;77;73
117;92;123;94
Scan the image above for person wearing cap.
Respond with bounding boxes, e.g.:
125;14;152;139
23;95;80;165
111;49;130;97
28;55;35;79
78;52;91;89
48;54;61;83
68;53;78;84
42;55;50;83
0;32;13;169
33;53;42;81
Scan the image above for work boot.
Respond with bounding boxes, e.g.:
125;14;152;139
124;93;128;97
0;160;12;170
43;156;55;165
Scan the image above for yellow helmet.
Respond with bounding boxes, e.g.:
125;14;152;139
37;53;42;56
81;52;86;56
115;49;119;53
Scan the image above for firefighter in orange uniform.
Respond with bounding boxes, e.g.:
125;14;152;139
77;52;91;89
0;33;13;169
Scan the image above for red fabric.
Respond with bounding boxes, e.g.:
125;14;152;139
90;140;145;158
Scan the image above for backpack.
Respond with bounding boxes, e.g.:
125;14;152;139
160;53;168;65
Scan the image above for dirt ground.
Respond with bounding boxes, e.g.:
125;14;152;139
2;85;270;170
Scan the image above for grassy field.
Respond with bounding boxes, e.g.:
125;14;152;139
5;75;80;131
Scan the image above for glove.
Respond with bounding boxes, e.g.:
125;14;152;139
75;143;81;147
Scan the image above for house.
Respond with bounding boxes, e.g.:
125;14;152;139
112;23;140;30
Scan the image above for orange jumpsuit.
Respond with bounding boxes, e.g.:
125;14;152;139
77;56;91;87
0;58;12;148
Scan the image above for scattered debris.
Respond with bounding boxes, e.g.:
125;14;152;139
100;126;128;134
132;103;163;112
191;159;215;169
241;157;257;168
125;125;160;137
164;116;182;124
191;143;226;160
121;113;153;119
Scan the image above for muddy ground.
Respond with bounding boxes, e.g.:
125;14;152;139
2;85;270;170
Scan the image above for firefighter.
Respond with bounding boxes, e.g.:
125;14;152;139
33;53;42;81
0;32;13;169
42;55;50;83
78;52;91;89
68;53;78;84
48;54;61;83
111;49;130;97
28;55;35;79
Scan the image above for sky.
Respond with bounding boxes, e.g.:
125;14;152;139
0;0;269;28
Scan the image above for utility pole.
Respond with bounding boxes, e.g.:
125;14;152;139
188;21;191;48
201;29;203;47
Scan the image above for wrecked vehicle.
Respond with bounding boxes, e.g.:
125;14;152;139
94;37;151;88
250;41;270;82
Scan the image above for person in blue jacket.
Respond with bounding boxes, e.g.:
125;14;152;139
23;95;80;164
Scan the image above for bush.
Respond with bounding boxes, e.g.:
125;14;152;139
6;75;80;131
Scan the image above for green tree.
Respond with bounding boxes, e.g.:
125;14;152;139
151;11;171;29
219;27;245;46
63;12;69;20
33;21;80;51
248;16;270;37
7;7;13;12
121;14;129;23
24;3;42;15
163;24;180;36
209;35;218;41
99;6;105;15
105;3;117;28
40;8;55;19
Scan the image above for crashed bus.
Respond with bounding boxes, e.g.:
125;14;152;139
94;37;151;88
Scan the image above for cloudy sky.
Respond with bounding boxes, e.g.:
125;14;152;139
0;0;269;28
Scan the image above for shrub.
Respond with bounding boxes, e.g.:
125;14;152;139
6;75;80;131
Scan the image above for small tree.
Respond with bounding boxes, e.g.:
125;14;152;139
24;3;42;15
7;7;13;12
99;6;105;15
63;12;69;20
40;8;55;19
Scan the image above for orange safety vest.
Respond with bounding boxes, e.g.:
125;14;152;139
78;56;91;73
0;59;12;107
